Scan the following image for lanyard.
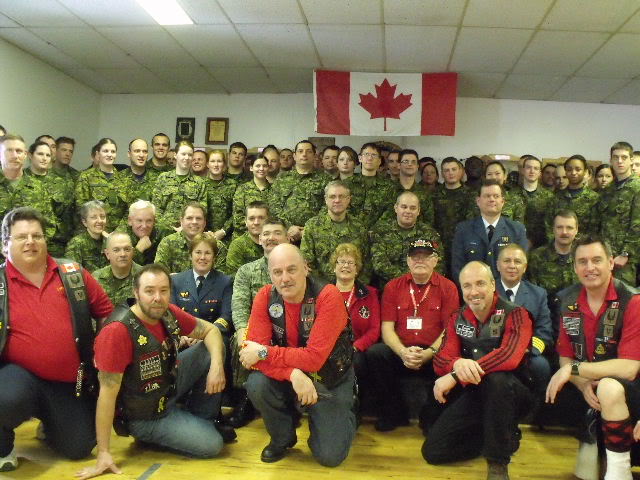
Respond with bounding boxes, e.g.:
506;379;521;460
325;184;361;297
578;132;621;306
345;287;356;309
409;283;431;317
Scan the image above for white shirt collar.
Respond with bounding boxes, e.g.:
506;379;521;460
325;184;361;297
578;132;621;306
500;280;521;300
193;270;210;283
482;216;500;230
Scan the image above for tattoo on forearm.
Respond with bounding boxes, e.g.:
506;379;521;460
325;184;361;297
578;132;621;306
191;319;207;340
98;371;123;388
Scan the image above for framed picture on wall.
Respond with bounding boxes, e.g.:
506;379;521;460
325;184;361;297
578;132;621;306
176;117;195;143
205;117;229;145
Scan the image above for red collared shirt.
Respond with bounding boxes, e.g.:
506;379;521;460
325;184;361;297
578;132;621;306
2;255;113;382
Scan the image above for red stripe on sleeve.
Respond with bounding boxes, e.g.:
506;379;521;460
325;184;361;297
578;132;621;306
315;70;350;134
421;72;457;136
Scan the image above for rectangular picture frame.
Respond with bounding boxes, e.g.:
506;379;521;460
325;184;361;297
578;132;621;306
205;117;229;145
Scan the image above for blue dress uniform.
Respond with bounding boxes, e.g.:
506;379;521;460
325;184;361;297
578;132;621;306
451;216;527;283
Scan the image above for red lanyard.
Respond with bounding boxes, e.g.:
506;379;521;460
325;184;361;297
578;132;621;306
409;283;431;316
345;287;356;309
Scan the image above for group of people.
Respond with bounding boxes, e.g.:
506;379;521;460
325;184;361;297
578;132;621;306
1;127;640;480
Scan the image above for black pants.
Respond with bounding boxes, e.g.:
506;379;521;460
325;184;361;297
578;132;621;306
366;342;437;420
0;363;96;458
422;371;532;465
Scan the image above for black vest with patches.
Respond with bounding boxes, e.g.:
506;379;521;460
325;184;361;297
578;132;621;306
454;297;518;360
268;277;353;388
558;279;638;362
104;305;181;422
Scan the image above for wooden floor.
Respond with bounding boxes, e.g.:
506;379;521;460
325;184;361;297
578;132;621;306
1;418;606;479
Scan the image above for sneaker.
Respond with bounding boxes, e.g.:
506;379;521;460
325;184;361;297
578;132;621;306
575;441;599;480
0;448;17;472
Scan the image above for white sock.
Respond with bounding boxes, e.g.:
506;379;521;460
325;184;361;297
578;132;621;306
604;449;632;480
575;441;599;480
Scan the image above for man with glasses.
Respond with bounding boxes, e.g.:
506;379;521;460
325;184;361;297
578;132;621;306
0;207;113;472
92;232;141;306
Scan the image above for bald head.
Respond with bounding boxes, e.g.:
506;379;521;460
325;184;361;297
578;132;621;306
268;244;308;302
106;231;131;249
104;231;134;273
459;261;495;318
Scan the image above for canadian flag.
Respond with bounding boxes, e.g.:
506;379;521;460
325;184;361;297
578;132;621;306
314;70;457;136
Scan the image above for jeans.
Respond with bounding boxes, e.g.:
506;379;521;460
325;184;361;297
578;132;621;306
127;342;224;458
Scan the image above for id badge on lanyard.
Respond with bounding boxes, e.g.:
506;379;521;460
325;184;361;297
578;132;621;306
407;284;430;330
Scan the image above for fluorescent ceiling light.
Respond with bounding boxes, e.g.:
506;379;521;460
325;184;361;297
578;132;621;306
137;0;193;25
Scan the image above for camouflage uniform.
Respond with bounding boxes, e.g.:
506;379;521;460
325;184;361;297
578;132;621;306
268;169;328;228
10;173;59;249
92;262;142;306
300;212;371;284
432;184;476;276
154;230;228;274
380;180;435;227
546;187;599;241
0;172;12;224
50;164;80;183
371;217;444;286
146;158;172;174
75;167;127;232
471;187;526;224
343;173;396;229
206;176;237;242
225;232;263;275
226;170;252;184
114;224;165;265
64;231;107;273
151;171;209;233
231;180;270;238
595;177;640;285
113;167;160;206
520;186;555;249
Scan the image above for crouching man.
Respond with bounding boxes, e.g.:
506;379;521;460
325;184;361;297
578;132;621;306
77;264;228;479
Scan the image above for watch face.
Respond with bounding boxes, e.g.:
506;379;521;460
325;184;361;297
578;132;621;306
258;348;267;360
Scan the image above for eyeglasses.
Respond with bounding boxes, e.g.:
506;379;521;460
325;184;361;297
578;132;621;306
401;159;418;165
11;233;45;243
337;259;356;266
360;152;379;159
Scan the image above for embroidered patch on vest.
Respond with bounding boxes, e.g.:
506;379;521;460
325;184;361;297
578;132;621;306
563;316;581;336
269;303;284;318
456;324;475;338
139;353;162;381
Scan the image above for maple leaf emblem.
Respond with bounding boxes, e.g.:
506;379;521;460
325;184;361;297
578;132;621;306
358;78;413;131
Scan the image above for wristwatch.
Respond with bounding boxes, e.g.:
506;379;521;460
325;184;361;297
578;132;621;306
257;346;268;360
570;360;580;376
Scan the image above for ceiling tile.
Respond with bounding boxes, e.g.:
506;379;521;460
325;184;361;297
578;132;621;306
450;27;533;73
577;33;640;78
542;0;639;32
513;30;608;75
237;24;318;67
386;25;456;71
29;27;140;68
0;27;84;69
604;79;640;104
550;77;629;103
93;68;173;93
150;65;227;93
0;13;18;27
265;67;313;93
64;68;123;93
218;0;303;24
0;0;84;27
178;0;229;25
495;74;567;100
97;26;198;68
384;0;465;26
58;0;156;26
464;0;552;28
310;25;383;70
166;25;258;67
457;72;506;97
208;67;278;93
301;0;381;24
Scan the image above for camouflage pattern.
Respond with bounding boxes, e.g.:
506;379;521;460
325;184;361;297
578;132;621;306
231;180;270;237
527;243;577;299
115;224;165;265
383;180;435;227
146;158;172;173
470;186;526;224
595;176;640;285
151;171;209;233
92;262;142;306
226;170;252;184
546;186;599;241
10;173;57;240
225;232;263;274
206;176;237;241
64;231;108;273
300;212;371;284
371;217;444;286
342;173;396;229
75;167;127;231
50;164;81;183
0;171;12;224
154;230;228;274
114;167;160;206
268;169;328;227
520;186;555;249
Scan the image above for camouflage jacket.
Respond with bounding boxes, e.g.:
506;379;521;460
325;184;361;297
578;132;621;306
75;167;126;231
268;169;328;227
154;231;228;274
520;186;555;248
10;172;60;241
596;176;640;260
432;184;476;244
146;158;172;174
343;173;396;229
114;167;160;205
300;212;371;283
225;232;263;275
527;242;577;299
92;262;142;306
152;171;209;232
380;179;435;227
0;171;12;225
226;170;253;184
64;231;108;273
548;186;599;239
50;164;80;183
231;256;270;330
115;224;165;265
206;176;237;240
232;180;270;237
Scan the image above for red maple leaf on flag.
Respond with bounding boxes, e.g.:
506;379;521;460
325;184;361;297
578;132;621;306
358;78;413;131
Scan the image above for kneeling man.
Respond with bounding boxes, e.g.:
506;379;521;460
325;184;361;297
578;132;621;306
240;244;355;467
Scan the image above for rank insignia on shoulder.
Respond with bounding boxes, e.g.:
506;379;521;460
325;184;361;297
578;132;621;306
137;335;148;346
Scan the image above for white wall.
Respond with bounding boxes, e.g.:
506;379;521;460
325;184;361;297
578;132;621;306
0;38;100;165
99;92;640;163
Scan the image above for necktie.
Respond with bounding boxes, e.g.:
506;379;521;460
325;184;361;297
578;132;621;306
505;289;514;302
197;275;205;294
487;224;495;242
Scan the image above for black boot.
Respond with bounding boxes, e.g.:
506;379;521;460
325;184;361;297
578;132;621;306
228;391;256;428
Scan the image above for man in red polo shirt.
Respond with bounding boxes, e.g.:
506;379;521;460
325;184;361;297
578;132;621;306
366;238;460;432
0;207;113;472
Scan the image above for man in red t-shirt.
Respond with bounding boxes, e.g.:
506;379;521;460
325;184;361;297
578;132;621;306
546;236;640;480
239;244;355;467
77;264;228;480
366;238;460;432
0;207;113;473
